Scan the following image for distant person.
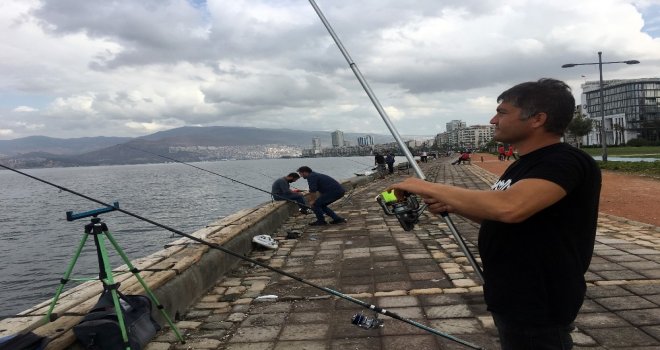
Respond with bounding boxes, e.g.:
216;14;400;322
505;145;514;161
374;152;386;179
385;153;395;174
389;78;601;350
271;172;309;214
498;144;506;161
420;151;428;163
297;166;347;226
451;151;471;165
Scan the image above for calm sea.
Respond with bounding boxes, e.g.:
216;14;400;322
0;156;377;316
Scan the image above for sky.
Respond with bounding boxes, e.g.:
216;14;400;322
1;0;659;140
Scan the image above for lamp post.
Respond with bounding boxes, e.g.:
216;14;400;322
561;52;639;162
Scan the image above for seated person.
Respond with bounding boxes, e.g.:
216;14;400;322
451;151;471;165
271;172;309;214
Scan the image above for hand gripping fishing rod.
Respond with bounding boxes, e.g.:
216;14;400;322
0;163;482;350
308;0;484;282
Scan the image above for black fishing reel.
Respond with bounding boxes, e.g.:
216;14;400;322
351;311;383;330
376;190;426;231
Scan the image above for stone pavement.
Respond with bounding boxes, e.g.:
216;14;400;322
150;159;660;350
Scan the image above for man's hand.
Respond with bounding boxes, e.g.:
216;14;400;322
422;195;454;214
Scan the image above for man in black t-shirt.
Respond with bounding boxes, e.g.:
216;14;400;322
390;78;601;350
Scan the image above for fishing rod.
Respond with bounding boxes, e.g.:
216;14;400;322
122;145;312;211
0;163;482;350
308;0;484;282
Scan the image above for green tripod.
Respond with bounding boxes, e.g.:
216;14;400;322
44;203;184;349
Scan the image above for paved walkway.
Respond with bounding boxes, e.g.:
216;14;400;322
151;159;660;350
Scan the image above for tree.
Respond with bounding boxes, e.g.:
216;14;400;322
566;114;593;148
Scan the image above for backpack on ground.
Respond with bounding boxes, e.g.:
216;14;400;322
73;289;160;350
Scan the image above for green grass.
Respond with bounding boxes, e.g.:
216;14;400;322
581;146;660;159
597;160;660;179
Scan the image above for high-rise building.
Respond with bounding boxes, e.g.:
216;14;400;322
312;137;322;153
446;120;466;132
581;78;660;144
357;135;374;146
331;130;344;148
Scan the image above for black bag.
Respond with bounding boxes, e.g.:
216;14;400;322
73;290;160;350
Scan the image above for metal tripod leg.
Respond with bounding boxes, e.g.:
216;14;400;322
45;233;90;322
104;230;185;343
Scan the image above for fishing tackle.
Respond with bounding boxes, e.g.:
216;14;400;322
376;190;426;231
351;311;383;330
0;162;482;350
308;0;484;282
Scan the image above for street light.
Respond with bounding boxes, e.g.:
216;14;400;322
561;51;640;162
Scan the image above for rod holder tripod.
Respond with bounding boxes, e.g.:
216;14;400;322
44;203;184;348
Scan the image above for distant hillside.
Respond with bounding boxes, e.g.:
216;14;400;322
0;126;395;168
0;135;132;157
138;126;392;147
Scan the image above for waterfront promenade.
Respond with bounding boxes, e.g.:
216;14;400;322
152;158;660;350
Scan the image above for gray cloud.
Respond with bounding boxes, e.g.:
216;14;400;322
0;0;658;139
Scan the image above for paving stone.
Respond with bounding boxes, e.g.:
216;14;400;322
274;340;328;350
229;326;281;343
145;342;172;350
176;338;221;349
586;285;633;298
585;327;659;347
381;335;438;350
377;295;419;308
331;338;381;350
241;313;287;327
279;323;330;340
595;295;656;310
428;318;483;334
617;308;660;326
226;343;275;350
425;304;472;318
575;312;630;328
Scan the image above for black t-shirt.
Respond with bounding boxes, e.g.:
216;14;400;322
478;143;601;326
375;154;385;164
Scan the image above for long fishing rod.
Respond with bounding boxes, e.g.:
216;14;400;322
0;163;482;350
122;145;312;211
308;0;484;282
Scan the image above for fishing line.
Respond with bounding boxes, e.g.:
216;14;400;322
308;0;484;281
0;162;482;349
121;145;312;211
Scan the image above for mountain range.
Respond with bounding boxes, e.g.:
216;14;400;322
0;126;396;168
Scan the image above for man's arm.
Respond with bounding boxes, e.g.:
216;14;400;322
390;177;567;223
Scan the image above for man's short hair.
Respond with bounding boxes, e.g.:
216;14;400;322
287;172;300;179
497;78;575;135
297;166;312;173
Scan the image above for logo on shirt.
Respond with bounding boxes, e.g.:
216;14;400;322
491;178;512;191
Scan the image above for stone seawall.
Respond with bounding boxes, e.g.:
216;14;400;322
0;174;375;349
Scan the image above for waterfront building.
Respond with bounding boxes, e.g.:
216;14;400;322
446;120;466;132
312;137;322;154
435;121;494;149
331;130;344;148
357;135;374;146
581;78;660;144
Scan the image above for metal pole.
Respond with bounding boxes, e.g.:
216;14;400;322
598;52;608;162
308;0;483;282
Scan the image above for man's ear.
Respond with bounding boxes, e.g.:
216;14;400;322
530;112;548;129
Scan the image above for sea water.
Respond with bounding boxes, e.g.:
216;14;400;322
0;157;377;316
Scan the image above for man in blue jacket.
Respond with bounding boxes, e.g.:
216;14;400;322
297;166;347;226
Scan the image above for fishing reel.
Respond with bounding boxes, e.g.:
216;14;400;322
351;311;383;330
376;190;426;231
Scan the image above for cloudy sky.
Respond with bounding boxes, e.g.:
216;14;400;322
1;0;659;140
